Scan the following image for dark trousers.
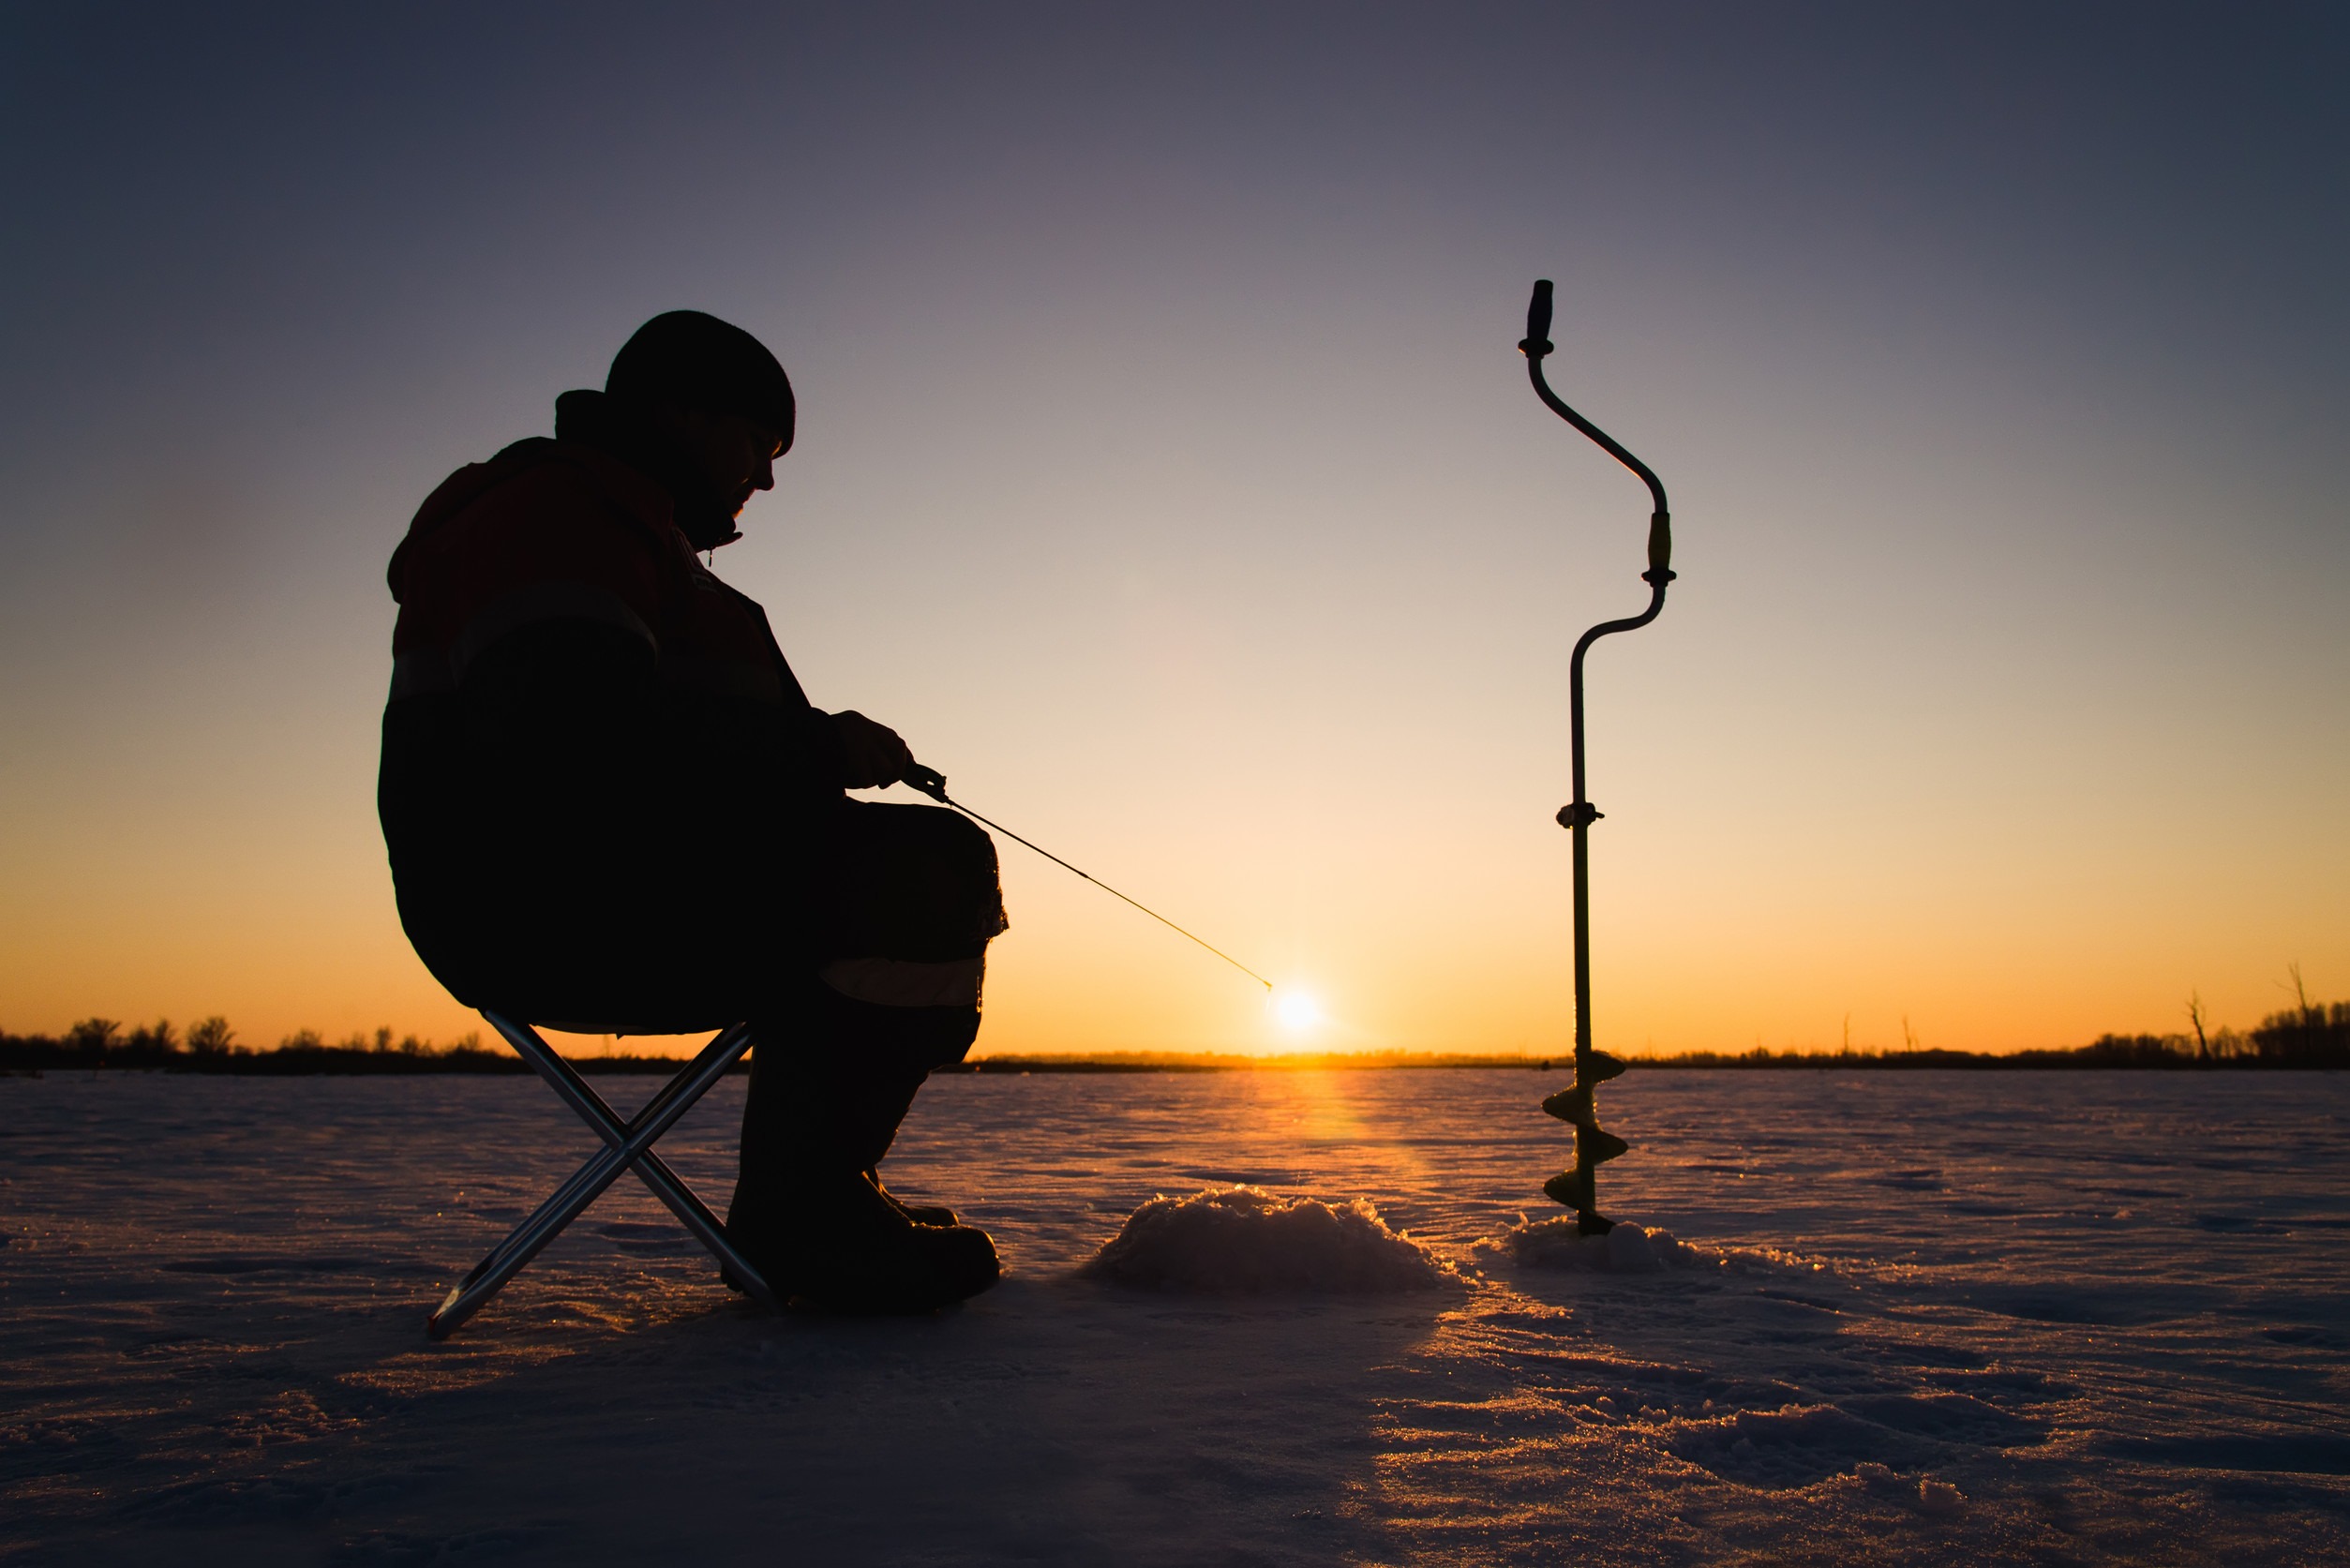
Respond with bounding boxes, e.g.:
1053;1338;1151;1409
734;802;1007;1211
734;976;980;1195
395;799;1005;1191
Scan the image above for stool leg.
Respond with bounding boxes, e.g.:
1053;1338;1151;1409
428;1020;770;1337
427;1128;646;1337
616;1147;780;1309
489;1020;780;1312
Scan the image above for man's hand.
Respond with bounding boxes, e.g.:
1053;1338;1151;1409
830;709;915;789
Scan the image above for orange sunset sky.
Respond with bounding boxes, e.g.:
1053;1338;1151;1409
2;7;2343;1056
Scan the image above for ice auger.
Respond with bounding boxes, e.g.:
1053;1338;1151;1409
1518;278;1674;1235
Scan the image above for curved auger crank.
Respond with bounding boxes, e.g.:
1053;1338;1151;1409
1519;278;1674;1235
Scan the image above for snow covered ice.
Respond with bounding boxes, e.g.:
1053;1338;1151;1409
4;1067;2346;1564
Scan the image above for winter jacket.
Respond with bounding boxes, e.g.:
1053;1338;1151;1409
378;395;846;1013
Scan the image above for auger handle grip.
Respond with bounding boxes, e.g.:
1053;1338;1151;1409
1521;278;1554;357
901;762;950;802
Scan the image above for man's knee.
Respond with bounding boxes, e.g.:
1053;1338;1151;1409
894;802;998;876
823;801;1006;961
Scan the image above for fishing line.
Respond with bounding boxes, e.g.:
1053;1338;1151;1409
899;764;1274;992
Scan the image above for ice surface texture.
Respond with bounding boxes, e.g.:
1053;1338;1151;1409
1084;1185;1463;1292
1483;1215;1823;1274
3;1068;2345;1566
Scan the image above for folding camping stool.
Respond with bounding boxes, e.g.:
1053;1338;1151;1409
426;1010;779;1337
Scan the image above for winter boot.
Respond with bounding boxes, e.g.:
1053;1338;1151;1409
729;1170;997;1312
866;1167;959;1228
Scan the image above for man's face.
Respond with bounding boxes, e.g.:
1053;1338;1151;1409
670;409;786;517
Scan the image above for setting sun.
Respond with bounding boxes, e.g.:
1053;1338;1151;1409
1272;989;1324;1033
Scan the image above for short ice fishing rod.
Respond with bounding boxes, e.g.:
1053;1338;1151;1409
1520;277;1674;1236
899;763;1274;993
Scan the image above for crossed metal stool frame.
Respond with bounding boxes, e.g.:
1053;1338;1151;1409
426;1010;780;1338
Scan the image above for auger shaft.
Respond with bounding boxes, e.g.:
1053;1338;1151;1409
1519;278;1674;1235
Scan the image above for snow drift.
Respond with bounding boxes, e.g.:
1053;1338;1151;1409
1083;1186;1464;1293
1483;1216;1726;1272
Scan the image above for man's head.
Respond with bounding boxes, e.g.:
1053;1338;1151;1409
607;311;794;520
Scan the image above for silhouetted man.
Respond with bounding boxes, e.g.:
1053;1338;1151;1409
380;311;1004;1312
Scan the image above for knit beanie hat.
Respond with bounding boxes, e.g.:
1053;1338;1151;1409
606;310;795;452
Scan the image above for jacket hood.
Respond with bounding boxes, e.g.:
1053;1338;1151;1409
385;426;688;605
387;389;750;605
386;441;554;605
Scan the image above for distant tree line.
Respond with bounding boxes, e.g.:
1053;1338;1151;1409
1634;996;2348;1069
0;1019;692;1075
2;997;2343;1074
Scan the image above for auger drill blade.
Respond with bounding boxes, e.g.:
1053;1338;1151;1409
1542;1085;1593;1124
1583;1050;1627;1083
1578;1126;1629;1164
1544;1168;1595;1212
